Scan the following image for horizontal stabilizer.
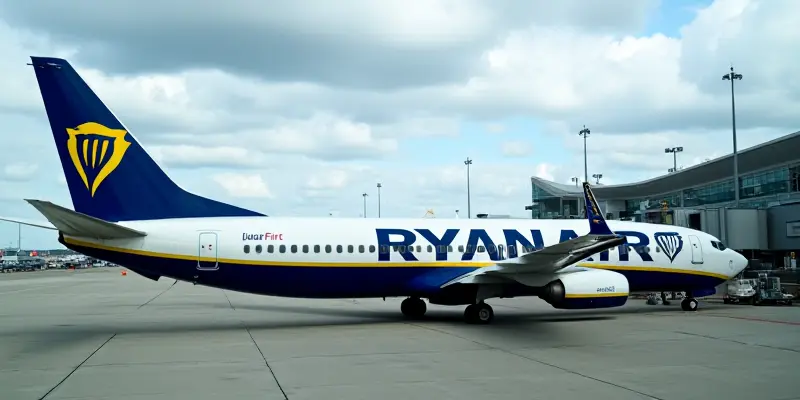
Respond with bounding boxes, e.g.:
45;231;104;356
24;199;147;239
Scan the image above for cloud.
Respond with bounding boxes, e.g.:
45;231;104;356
0;0;799;249
211;173;274;199
501;141;533;158
2;162;38;182
0;0;656;89
486;123;506;134
148;145;268;169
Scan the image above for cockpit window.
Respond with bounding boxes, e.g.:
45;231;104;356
711;241;727;251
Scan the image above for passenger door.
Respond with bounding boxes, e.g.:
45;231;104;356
197;232;219;271
688;235;703;264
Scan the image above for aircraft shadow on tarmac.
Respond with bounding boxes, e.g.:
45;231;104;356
2;300;717;360
211;301;619;324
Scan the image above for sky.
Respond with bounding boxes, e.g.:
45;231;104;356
1;0;799;249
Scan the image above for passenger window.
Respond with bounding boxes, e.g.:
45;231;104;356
302;245;309;253
347;245;354;253
325;245;332;253
477;245;485;253
458;245;465;253
291;245;297;253
448;245;453;252
336;245;343;253
369;245;376;253
427;245;433;253
268;245;274;253
399;245;406;252
314;245;320;253
359;245;365;253
255;244;262;253
407;246;414;252
279;245;286;253
416;245;422;252
243;245;250;254
487;244;496;254
380;245;388;253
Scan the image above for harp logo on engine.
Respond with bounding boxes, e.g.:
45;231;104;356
597;286;615;293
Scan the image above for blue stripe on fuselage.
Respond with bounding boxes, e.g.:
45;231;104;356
65;240;476;298
65;240;727;299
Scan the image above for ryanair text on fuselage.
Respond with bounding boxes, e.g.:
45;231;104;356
375;228;682;263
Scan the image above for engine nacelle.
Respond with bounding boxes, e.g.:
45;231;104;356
540;269;630;310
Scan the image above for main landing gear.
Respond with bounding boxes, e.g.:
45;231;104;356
400;297;426;319
464;302;494;324
680;296;699;311
400;297;495;324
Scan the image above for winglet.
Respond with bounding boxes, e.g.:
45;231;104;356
583;182;614;236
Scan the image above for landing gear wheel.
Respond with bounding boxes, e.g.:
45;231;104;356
680;298;698;311
661;292;671;306
400;297;426;319
464;303;494;324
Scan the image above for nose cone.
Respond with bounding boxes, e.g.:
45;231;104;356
731;251;749;276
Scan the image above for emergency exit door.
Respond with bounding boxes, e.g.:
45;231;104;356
197;232;219;270
688;235;703;264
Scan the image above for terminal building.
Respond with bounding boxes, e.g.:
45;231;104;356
530;131;800;268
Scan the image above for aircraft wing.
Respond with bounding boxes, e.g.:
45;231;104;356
442;181;626;287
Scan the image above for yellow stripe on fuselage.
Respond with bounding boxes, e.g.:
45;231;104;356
63;237;729;279
565;293;629;299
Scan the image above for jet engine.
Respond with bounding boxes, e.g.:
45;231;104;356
539;269;630;309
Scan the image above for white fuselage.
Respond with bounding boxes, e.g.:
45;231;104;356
61;217;747;299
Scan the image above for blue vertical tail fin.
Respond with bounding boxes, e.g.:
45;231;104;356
582;181;614;236
29;56;265;222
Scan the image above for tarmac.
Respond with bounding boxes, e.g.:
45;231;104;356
1;268;799;400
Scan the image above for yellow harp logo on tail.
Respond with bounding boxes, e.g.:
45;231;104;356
66;122;131;197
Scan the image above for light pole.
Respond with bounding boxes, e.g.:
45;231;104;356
665;146;683;173
570;177;579;187
376;183;382;218
723;66;743;207
362;193;368;218
464;157;472;218
579;126;590;183
592;173;603;184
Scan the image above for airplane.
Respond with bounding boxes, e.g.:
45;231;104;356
0;56;749;324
